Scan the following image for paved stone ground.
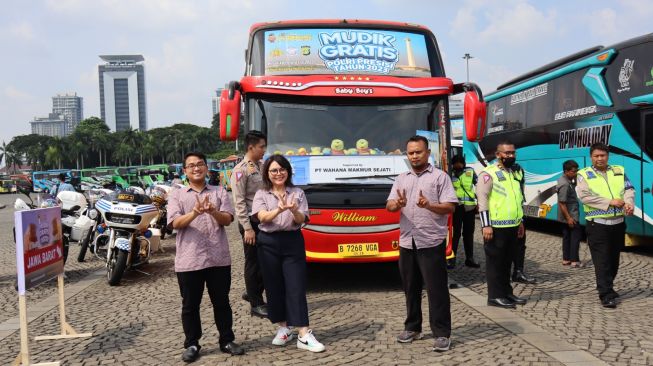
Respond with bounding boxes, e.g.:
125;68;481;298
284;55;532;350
0;192;651;365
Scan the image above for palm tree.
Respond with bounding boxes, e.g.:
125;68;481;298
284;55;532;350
142;133;157;165
0;141;7;170
44;146;59;169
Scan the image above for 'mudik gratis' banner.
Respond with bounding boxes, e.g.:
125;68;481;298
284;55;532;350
15;207;64;295
264;28;431;77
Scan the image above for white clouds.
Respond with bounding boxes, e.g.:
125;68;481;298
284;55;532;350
3;86;33;100
6;22;36;41
451;0;559;46
584;8;618;41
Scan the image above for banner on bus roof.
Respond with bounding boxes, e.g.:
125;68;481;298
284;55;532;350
264;28;431;77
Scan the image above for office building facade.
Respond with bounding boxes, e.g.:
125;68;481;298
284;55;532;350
30;113;67;137
52;92;83;134
98;55;147;131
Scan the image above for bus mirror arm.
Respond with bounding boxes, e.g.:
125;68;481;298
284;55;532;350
453;82;484;102
228;81;241;100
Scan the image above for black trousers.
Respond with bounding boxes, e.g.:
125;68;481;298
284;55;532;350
452;205;476;261
399;240;451;338
586;221;624;300
176;266;234;349
485;226;518;299
238;219;265;307
562;224;583;262
257;230;309;326
511;231;526;274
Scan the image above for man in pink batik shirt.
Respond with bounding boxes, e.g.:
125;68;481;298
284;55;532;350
167;152;244;363
387;135;458;352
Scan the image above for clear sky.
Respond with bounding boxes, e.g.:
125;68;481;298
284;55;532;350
1;0;650;146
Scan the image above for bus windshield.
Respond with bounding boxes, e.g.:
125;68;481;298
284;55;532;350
249;98;436;155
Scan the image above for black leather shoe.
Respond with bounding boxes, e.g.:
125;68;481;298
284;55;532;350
487;298;516;309
464;259;480;268
507;294;527;305
220;341;245;355
601;298;617;308
181;345;200;363
250;304;268;318
512;271;536;284
241;292;250;302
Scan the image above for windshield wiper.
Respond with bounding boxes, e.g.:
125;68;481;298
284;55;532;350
335;174;398;181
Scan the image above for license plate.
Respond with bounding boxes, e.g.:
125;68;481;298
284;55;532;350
338;243;379;257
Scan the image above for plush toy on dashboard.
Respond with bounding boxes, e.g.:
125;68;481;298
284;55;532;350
345;148;358;155
356;139;371;155
285;150;295;156
310;146;322;155
297;147;308;156
322;147;332;155
330;139;345;155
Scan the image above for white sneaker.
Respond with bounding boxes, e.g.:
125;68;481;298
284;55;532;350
272;327;294;346
297;329;325;352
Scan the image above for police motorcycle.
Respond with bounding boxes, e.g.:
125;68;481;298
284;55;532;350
94;189;159;285
56;190;97;261
146;184;172;240
77;188;113;262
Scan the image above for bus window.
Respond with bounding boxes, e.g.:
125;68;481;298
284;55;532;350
552;70;589;120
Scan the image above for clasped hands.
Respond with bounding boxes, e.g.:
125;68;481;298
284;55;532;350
610;198;634;216
395;189;431;209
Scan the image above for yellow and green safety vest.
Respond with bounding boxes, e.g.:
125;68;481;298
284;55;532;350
452;167;476;206
484;163;524;227
577;165;625;219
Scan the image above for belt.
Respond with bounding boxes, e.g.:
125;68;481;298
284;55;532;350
589;217;624;225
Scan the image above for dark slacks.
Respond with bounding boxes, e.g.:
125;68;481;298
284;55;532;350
452;205;476;261
562;224;583;262
399;240;451;338
485;226;518;299
257;230;309;326
238;219;265;307
586;221;624;300
511;231;526;274
176;266;234;349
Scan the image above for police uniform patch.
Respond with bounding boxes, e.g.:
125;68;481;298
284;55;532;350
612;167;623;175
465;171;472;176
586;171;596;179
235;171;243;181
496;171;506;181
483;174;491;183
247;161;256;174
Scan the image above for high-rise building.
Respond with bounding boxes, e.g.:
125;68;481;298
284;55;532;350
98;55;147;132
52;92;83;134
30;113;67;137
211;88;223;117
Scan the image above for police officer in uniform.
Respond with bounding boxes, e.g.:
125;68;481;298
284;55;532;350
449;155;480;269
231;130;268;318
510;163;537;284
576;142;634;308
476;141;528;309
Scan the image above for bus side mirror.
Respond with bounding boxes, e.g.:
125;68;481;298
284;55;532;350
219;81;241;141
464;89;487;142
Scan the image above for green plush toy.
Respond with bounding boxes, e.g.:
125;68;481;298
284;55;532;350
356;139;371;155
310;146;322;155
331;139;345;155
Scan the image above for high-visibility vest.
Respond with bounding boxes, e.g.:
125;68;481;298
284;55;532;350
577;165;625;219
484;163;524;227
452;167;476;206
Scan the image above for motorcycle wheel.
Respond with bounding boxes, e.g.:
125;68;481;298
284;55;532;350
77;229;94;262
107;249;128;286
62;236;69;265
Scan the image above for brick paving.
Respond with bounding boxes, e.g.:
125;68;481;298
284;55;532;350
0;193;651;365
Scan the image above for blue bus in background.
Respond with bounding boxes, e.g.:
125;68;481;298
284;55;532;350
463;33;653;245
32;169;70;193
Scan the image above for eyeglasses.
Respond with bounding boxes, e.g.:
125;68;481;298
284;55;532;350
185;162;206;170
269;168;287;175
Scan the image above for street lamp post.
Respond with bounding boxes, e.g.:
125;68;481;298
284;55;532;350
462;53;473;83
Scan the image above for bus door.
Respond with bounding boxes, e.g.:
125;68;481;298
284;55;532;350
642;110;653;236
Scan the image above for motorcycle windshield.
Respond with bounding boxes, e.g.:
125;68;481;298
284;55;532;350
105;191;153;205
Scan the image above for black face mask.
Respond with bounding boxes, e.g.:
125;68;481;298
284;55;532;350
501;157;516;169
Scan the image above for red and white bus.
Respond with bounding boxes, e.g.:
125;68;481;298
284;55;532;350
220;19;486;262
